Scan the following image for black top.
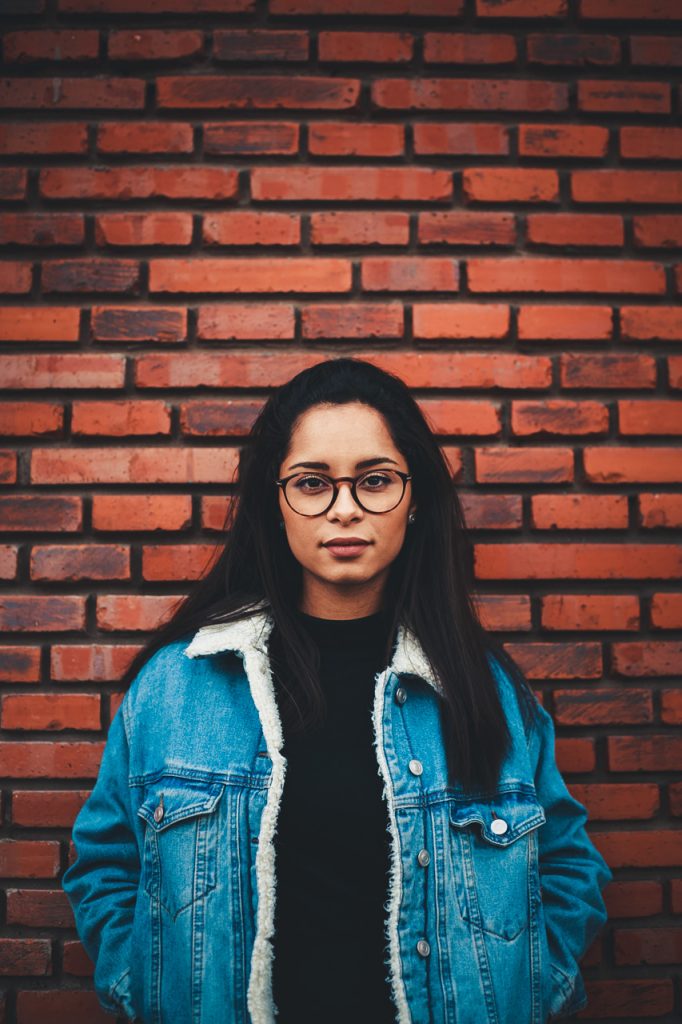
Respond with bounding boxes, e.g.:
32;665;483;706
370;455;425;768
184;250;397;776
269;607;398;1024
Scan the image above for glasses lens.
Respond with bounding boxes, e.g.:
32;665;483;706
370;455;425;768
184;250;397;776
284;470;405;515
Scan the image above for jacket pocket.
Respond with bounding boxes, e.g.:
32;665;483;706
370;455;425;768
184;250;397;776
136;774;225;919
449;787;546;941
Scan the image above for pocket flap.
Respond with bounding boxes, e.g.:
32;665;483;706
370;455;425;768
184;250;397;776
450;789;546;846
137;776;225;833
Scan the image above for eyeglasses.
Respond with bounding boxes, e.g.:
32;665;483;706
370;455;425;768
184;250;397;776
276;469;412;517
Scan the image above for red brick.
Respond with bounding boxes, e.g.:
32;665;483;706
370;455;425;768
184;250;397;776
463;168;558;203
424;33;516;63
96;122;193;155
0;546;18;579
639;494;682;529
0;647;41;683
318;31;412;62
475;594;530;630
0;213;84;247
637;303;682;355
150;258;351;294
6;888;74;927
476;0;565;12
60;0;252;8
630;215;679;248
0;497;81;535
512;400;608;436
41;259;139;295
41;166;238;201
583;979;674;1017
573;170;682;204
578;79;670;112
31;447;239;485
204;122;299;156
673;355;682;387
561;353;655;389
0;168;27;200
581;0;682;16
0;122;86;155
612;641;682;676
213;29;308;62
518;305;613;341
541;593;638;629
468;258;664;294
418;212;515;247
50;645;139;683
630;36;682;66
413;303;509;339
554;689;653;726
1;358;122;393
673;880;682;913
0;77;144;110
0;451;17;484
1;694;100;731
604;881;663;918
0;406;63;437
269;0;459;10
651;593;682;628
71;401;171;436
142;545;218;582
251;166;452;201
526;213;623;247
531;494;628;530
13;790;89;827
621;126;682;160
0;307;80;342
584;447;682;484
16;990;113;1023
0;741;102;779
310;212;409;246
475;447;573;484
519;123;608;157
197;304;295;340
360;257;458;292
372;77;568;111
30;545;129;582
619;400;682;436
202;212;300;247
108;29;203;60
608;736;682;772
96;593;183;632
475;543;682;579
91;306;186;343
3;30;99;62
615;927;682;966
0;596;85;632
460;494;523;531
413;122;509;156
417;400;501;436
91;495;191;532
571;784;658;820
180;400;263;437
527;33;620;64
308;122;404;157
201;495;236;531
301;303;403;338
504;641;602;679
157;75;359;109
556;737;595;773
95;213;192;248
662;689;682;723
0;263;32;294
0;938;51;974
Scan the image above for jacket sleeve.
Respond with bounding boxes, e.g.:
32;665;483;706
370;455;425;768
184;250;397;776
61;698;140;1021
529;699;613;1020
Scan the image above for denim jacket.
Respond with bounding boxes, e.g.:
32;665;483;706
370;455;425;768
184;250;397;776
62;606;612;1024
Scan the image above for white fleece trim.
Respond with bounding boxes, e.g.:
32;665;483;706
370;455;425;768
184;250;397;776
184;608;441;1024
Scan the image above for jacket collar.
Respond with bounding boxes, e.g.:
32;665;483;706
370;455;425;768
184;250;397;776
184;601;441;696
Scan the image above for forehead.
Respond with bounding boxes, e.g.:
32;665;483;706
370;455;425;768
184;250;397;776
286;403;398;454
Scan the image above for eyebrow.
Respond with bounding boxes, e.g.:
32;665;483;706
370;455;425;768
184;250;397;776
286;456;400;472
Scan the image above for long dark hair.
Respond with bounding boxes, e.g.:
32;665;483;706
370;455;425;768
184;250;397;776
119;357;539;792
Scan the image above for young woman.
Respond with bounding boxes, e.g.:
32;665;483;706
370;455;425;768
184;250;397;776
62;357;612;1024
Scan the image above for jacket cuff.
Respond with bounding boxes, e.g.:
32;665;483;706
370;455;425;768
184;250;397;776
108;965;138;1022
548;962;588;1021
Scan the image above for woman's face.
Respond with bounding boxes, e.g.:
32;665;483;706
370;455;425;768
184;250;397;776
277;402;416;615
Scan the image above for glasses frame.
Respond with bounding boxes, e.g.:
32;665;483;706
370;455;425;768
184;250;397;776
275;469;412;517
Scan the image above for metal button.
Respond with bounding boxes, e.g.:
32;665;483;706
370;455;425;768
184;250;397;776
491;817;508;835
153;795;164;823
417;848;431;867
416;939;430;958
408;759;423;776
395;686;407;705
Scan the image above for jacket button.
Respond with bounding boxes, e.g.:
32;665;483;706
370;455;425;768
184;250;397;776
416;939;430;958
153;797;164;823
491;817;508;835
395;686;407;705
408;759;423;776
417;848;431;867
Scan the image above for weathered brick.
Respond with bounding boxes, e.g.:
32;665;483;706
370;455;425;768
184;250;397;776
204;122;299;156
318;31;411;62
419;212;515;247
581;0;681;17
584;447;682;483
0;213;84;247
476;543;682;579
468;258;664;294
360;257;459;292
157;75;359;109
578;79;670;112
0;647;41;683
561;353;655;389
463;168;559;202
202;212;300;247
651;593;682;629
95;213;193;248
527;33;619;64
71;401;172;436
412;303;509;338
639;494;682;529
541;592;638;628
2;354;124;390
476;0;565;13
573;170;682;204
519;123;608;157
308;122;404;157
618;400;682;436
630;36;682;66
0;77;144;109
310;211;409;246
372;77;568;110
0;405;63;437
512;400;609;436
519;305;613;340
413;122;509;155
96;122;193;154
251;166;452;201
0;122;86;155
475;447;573;484
526;213;623;247
0;496;81;532
41;166;238;201
149;258;351;293
1;694;100;731
180;400;263;437
301;303;403;338
214;29;308;62
41;259;140;294
197;304;295;340
424;33;516;63
91;306;187;342
108;29;203;60
620;126;682;160
0;307;80;342
3;30;99;62
31;448;239;485
91;495;191;532
96;594;183;632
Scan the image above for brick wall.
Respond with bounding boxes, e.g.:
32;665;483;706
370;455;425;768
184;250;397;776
1;0;681;1020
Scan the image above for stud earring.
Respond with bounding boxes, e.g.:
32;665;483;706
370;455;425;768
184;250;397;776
408;511;416;524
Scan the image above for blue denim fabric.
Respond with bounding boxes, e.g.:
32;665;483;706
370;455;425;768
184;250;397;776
62;610;612;1024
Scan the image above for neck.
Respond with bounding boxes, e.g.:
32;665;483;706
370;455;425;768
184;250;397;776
299;575;387;620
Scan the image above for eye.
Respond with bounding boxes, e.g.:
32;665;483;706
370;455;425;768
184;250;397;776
293;474;331;492
359;472;393;489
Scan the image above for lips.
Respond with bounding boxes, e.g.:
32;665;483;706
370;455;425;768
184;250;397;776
323;539;370;547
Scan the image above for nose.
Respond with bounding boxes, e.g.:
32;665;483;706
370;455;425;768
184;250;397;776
327;481;362;519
